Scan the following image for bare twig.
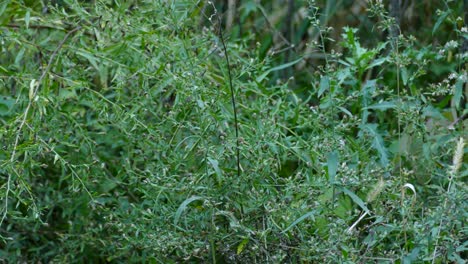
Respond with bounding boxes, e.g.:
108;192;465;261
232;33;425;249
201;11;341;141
208;3;241;180
218;15;241;180
3;23;66;31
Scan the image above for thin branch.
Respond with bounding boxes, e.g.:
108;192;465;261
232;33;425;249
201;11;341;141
2;23;66;31
218;15;241;179
209;3;241;180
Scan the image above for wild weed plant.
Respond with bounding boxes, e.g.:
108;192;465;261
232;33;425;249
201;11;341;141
0;0;466;262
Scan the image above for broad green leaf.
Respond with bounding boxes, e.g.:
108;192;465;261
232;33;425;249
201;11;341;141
256;57;302;82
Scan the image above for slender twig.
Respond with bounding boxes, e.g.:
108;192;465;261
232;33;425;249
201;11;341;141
212;6;241;179
3;23;66;31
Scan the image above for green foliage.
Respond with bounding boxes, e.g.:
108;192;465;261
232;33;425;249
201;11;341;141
0;0;466;262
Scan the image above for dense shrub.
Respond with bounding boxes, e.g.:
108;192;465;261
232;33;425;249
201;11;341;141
0;0;466;262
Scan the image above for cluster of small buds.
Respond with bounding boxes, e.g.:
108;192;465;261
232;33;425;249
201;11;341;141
330;49;343;58
340;164;360;185
428;80;452;97
448;73;458;80
444;40;459;50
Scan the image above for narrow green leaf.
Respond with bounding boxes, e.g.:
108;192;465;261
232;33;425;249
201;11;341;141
363;101;396;111
256;57;302;82
338;106;353;117
282;211;315;233
401;67;409;85
76;50;100;70
25;9;30;29
318;76;330;98
174;196;205;226
327;151;339;184
207;157;223;185
454;78;463;109
361;123;388;166
0;0;11;17
341;187;370;214
433;10;450;35
237;238;249;255
366;57;386;70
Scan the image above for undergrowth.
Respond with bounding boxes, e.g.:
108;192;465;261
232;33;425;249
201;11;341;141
0;0;466;263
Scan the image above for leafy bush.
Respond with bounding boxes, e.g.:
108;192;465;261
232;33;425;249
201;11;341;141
0;0;466;262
